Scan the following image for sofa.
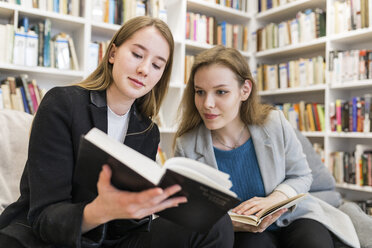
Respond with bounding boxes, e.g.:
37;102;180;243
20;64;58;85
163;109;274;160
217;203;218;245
294;128;372;248
0;109;371;247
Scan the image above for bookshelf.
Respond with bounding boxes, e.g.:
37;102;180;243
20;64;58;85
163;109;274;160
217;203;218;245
255;0;372;202
1;0;371;201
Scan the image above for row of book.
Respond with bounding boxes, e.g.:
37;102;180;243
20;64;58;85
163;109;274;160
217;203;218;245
275;102;325;132
329;0;372;34
256;8;326;52
330;95;372;133
256;56;325;91
330;144;372;186
186;12;249;51
0;0;81;16
87;39;111;74
202;0;250;12
258;0;297;13
0;74;45;114
91;0;167;25
355;199;372;215
0;18;79;70
329;50;372;85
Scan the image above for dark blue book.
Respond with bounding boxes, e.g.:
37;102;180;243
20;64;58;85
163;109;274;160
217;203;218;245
19;86;30;114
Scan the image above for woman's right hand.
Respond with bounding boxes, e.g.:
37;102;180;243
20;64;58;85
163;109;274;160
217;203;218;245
232;208;287;233
82;165;187;233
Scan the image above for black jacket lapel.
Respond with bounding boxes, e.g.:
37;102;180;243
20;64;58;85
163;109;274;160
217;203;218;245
88;90;107;133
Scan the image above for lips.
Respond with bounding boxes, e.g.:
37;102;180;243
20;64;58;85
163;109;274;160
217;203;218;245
204;113;218;119
129;77;145;87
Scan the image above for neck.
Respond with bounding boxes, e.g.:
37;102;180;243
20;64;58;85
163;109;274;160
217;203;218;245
106;85;134;116
212;123;249;150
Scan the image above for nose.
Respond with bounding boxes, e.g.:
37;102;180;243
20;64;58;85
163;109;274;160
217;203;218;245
203;93;215;109
136;59;150;77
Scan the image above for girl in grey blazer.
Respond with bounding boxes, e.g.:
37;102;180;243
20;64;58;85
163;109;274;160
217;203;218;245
174;46;359;248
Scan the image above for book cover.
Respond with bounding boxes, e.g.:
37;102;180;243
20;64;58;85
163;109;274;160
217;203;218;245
229;193;307;226
74;128;240;232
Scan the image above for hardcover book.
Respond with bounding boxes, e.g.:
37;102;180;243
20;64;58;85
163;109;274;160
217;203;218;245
74;128;240;232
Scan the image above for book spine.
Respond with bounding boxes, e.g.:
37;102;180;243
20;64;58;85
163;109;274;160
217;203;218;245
28;82;39;112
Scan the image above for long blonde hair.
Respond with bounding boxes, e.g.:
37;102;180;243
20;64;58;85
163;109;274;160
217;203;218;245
174;46;273;144
76;16;174;119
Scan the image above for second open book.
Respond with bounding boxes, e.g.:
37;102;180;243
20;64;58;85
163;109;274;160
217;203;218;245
228;193;307;226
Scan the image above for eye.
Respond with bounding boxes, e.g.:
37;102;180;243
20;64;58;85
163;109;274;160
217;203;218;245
132;52;142;59
195;90;204;96
217;90;228;95
152;63;161;70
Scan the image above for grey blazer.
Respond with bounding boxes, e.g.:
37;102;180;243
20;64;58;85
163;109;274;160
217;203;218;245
175;110;360;248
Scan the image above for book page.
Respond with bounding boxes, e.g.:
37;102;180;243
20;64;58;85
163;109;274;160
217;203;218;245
85;128;164;185
164;164;237;197
165;157;232;188
228;211;259;226
258;193;307;219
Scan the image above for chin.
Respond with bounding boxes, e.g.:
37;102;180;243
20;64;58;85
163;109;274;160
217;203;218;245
203;121;221;131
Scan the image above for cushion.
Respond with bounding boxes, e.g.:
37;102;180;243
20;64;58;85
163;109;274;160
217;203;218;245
310;191;342;208
0;110;33;213
339;201;372;248
293;129;336;192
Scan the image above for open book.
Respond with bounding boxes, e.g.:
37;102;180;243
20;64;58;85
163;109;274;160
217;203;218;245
74;128;240;232
228;193;307;226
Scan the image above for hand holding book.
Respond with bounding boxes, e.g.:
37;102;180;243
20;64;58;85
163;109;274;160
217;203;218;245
75;128;240;232
229;193;307;228
82;165;187;233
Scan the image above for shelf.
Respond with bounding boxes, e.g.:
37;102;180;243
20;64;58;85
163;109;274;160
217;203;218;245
256;0;326;23
185;40;251;57
91;21;120;32
259;84;326;96
0;2;14;18
329;28;372;45
330;80;372;90
0;63;84;80
255;37;327;60
336;183;372;193
0;2;86;32
328;132;372;138
301;131;326;137
187;0;251;23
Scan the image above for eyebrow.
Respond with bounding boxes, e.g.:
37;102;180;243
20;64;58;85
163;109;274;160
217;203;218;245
133;44;167;63
194;84;229;89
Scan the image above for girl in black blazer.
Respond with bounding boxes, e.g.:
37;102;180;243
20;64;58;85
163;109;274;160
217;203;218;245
0;16;234;248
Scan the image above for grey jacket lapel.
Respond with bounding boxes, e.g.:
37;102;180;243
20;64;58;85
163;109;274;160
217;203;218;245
249;124;276;195
195;125;218;169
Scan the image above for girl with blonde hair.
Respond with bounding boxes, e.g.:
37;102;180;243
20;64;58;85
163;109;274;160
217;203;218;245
0;17;234;248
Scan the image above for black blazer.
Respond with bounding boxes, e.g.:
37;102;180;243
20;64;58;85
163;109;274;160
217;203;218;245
0;86;160;248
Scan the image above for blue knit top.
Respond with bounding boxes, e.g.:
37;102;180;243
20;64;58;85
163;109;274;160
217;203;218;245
214;138;278;231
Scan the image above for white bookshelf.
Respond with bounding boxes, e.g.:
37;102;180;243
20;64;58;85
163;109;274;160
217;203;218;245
254;0;372;201
0;1;87;89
